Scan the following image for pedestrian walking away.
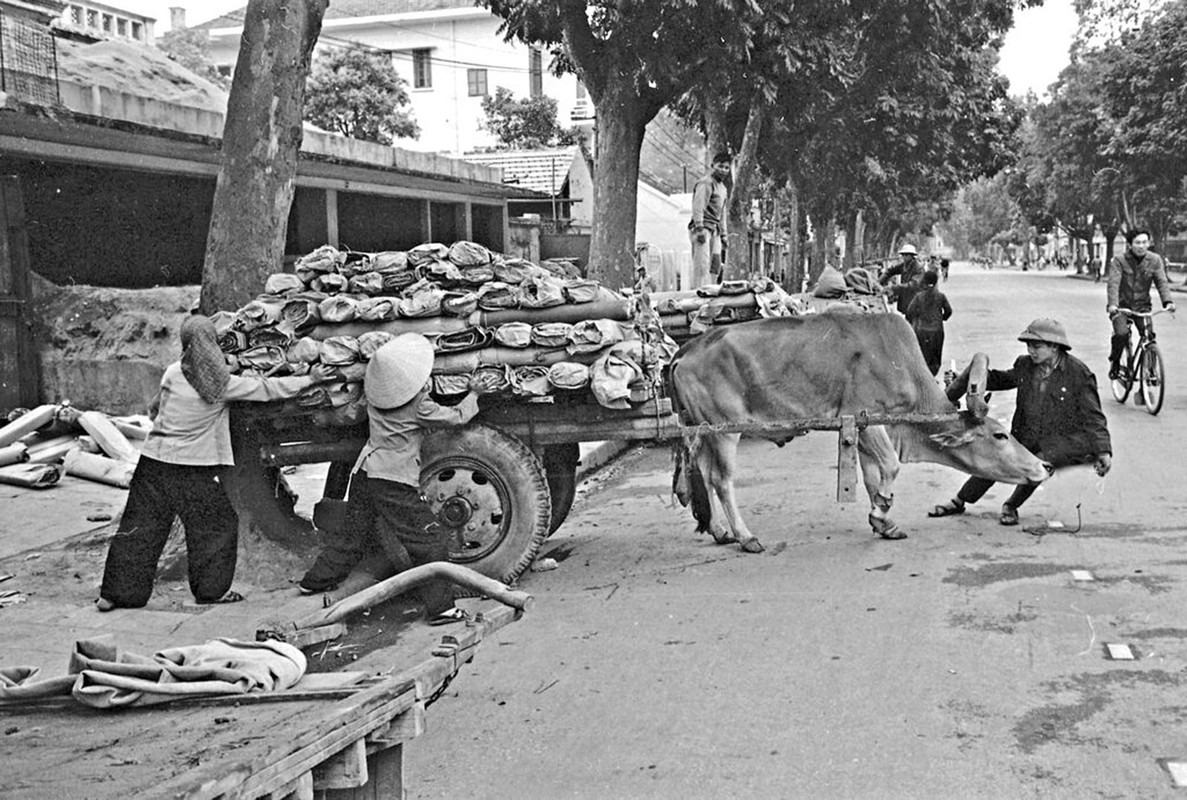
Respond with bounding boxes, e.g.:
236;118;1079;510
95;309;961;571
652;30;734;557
299;333;500;622
905;270;952;376
688;151;731;288
96;315;335;611
928;318;1111;528
1107;228;1175;380
880;243;926;314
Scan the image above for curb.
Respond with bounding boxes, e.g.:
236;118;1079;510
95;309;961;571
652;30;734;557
576;440;631;480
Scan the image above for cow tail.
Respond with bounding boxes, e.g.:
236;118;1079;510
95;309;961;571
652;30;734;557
668;360;712;532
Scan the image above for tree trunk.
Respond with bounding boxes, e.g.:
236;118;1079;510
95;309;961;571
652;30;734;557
785;178;802;293
586;84;649;291
199;0;328;313
723;100;766;280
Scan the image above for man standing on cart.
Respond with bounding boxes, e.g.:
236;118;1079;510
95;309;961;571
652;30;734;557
1107;228;1175;381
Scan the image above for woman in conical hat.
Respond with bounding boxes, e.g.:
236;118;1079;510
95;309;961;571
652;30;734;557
299;334;499;621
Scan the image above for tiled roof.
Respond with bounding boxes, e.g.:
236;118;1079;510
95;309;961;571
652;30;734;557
460;148;577;195
201;0;478;28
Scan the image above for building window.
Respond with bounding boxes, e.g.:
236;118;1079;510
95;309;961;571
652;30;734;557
131;21;142;40
70;6;83;25
413;49;432;89
117;18;127;36
467;68;488;97
102;14;113;33
86;9;98;27
529;48;543;98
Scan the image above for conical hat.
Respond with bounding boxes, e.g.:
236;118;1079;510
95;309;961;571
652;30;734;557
364;333;435;409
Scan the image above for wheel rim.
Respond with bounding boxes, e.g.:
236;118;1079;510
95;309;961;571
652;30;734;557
1141;347;1165;414
422;457;513;564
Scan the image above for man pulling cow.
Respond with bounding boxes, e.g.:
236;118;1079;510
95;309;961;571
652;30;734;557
668;312;1050;553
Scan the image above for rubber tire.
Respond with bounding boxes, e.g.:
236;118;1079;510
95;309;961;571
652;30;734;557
541;442;580;536
420;423;551;584
1140;343;1165;415
1110;336;1136;403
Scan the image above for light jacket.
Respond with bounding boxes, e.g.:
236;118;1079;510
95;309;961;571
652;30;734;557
1107;249;1172;312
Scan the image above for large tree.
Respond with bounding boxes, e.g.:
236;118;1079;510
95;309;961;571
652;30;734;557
304;47;420;144
480;0;762;289
199;0;328;313
481;87;576;149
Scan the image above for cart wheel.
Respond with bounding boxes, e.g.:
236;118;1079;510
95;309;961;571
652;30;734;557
542;442;580;536
420;424;551;583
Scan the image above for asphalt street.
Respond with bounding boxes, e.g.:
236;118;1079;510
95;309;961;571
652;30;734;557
406;262;1187;799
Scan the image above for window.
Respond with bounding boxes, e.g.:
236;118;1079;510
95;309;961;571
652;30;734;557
117;18;127;37
102;14;113;33
467;68;488;97
86;9;97;27
412;49;432;89
529;48;543;98
70;6;83;25
131;21;142;40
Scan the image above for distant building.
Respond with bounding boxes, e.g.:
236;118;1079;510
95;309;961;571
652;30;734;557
201;0;591;157
52;1;154;44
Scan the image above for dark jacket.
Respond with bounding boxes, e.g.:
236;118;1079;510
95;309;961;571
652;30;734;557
947;352;1111;466
905;286;952;332
880;257;925;313
1107;249;1173;312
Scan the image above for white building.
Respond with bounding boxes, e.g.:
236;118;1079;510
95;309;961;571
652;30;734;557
54;1;154;44
201;0;592;157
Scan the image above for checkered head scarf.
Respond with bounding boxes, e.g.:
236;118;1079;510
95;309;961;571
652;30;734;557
180;315;230;404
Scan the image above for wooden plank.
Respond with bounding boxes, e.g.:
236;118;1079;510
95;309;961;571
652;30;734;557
836;416;858;503
266;770;312;800
0;176;39;409
312;738;368;790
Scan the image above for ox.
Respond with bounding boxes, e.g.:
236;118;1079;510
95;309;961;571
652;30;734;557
668;312;1050;552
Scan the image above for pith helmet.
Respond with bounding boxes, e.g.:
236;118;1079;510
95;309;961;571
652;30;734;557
364;333;435;409
899;244;918;256
1018;318;1071;350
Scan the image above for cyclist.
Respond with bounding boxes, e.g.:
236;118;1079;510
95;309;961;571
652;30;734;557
1107;228;1176;380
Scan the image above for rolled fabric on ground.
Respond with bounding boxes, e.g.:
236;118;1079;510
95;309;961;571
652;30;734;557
0;442;28;467
468;297;631;328
25;436;80;464
63;448;135;489
0;462;62;489
77;411;139;463
0;405;59;448
308;315;470;341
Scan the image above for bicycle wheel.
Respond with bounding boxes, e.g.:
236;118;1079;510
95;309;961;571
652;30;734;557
1140;343;1165;415
1110;336;1136;403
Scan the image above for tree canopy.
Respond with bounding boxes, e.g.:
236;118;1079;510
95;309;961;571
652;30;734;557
481;87;577;149
304;47;419;145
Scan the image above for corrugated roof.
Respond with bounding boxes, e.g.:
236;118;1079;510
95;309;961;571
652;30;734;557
460;148;577;195
201;0;478;29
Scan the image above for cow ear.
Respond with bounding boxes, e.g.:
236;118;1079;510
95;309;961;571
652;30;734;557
930;428;976;448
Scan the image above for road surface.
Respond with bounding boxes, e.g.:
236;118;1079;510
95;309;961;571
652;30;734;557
408;263;1187;799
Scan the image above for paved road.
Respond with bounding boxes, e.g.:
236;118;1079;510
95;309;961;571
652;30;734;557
407;262;1187;799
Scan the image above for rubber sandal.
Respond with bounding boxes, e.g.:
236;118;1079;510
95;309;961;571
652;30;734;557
429;607;467;626
95;597;116;612
928;500;965;518
999;505;1019;526
197;590;245;605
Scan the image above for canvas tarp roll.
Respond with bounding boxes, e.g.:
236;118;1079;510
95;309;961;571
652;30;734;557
63;449;135;489
0;462;62;489
468;298;631;328
309;316;470;341
0;442;28;467
431;345;608;376
0;405;58;448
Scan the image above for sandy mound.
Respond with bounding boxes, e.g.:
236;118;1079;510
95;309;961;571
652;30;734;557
55;37;229;113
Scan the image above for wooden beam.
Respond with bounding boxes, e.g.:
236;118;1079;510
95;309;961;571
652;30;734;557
313;738;368;790
836;415;858;503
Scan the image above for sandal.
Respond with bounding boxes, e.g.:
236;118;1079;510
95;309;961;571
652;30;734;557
428;606;467;626
95;597;116;613
197;590;245;605
928;499;965;518
999;505;1019;526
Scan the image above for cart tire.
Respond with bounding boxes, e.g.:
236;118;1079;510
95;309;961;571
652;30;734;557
542;442;580;535
420;424;551;583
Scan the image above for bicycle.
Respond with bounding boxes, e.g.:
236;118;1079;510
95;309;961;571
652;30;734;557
1109;308;1171;415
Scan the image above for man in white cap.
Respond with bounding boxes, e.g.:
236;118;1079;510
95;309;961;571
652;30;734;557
299;334;498;619
928;318;1111;527
879;243;927;314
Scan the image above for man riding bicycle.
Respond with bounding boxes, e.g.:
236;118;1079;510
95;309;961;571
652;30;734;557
1107;228;1175;380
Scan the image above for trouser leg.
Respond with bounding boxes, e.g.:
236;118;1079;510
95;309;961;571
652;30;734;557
372;479;453;615
177;466;241;602
956;476;996;505
301;470;376;591
100;457;181;608
1110;314;1130;366
1003;483;1038;510
689;229;712;289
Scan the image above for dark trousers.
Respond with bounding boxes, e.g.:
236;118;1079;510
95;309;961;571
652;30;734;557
100;456;239;607
956;476;1038;510
914;328;945;376
302;471;452;613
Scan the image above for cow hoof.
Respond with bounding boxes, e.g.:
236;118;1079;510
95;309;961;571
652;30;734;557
740;539;765;554
710;529;738;545
869;515;907;540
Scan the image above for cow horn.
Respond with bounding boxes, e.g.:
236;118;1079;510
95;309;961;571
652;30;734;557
966;352;990;418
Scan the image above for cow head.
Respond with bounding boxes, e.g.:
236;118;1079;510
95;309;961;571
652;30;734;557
924;413;1050;485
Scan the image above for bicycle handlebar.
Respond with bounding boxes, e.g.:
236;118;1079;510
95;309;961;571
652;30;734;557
1113;308;1174;319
